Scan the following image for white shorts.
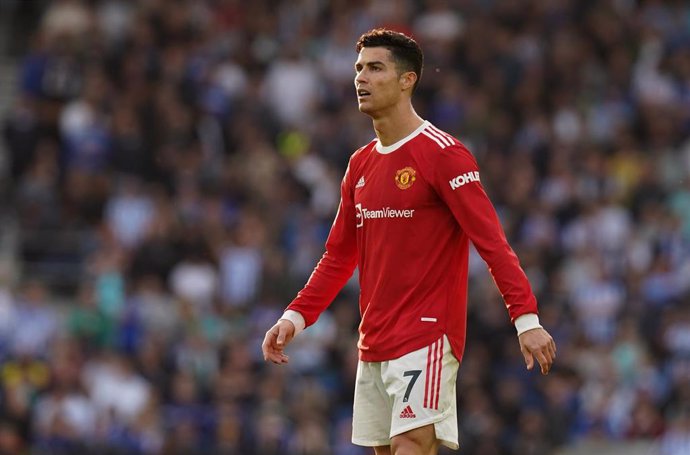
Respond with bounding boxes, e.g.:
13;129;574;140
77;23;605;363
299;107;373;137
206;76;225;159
351;335;460;450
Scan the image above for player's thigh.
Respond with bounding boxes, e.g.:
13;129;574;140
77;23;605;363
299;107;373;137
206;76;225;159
374;446;391;455
382;335;460;450
391;424;439;455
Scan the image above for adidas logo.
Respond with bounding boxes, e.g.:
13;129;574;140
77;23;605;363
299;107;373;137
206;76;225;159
399;405;416;419
356;176;366;188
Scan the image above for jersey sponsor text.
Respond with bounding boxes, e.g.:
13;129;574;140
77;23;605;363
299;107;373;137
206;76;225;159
449;171;480;190
356;203;415;228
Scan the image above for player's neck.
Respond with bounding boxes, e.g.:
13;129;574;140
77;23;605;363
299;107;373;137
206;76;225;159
371;104;424;147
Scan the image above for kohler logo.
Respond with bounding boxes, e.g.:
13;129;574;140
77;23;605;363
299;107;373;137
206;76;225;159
449;171;480;190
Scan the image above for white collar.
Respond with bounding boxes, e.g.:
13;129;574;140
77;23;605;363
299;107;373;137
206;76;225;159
375;120;429;154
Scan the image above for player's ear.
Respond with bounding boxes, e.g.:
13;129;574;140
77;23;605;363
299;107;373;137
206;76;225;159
399;71;417;92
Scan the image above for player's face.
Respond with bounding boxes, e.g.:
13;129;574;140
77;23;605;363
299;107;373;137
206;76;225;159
354;47;406;117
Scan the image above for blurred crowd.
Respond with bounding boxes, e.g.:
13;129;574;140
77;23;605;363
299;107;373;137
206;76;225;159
1;0;690;454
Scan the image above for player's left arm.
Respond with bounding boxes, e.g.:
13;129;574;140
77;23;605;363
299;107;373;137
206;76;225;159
431;144;556;374
519;325;556;375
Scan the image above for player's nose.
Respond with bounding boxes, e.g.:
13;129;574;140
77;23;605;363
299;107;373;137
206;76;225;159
355;72;367;85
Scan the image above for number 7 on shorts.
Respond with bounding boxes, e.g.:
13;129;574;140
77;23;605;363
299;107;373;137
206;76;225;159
402;370;422;402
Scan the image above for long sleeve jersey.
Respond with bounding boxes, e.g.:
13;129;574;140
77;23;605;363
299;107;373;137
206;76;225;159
286;121;538;362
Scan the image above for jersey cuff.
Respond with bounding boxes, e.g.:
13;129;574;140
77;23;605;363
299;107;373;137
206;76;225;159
279;310;306;336
514;313;542;336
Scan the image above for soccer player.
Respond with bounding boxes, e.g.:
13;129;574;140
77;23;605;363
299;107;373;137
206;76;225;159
262;28;556;455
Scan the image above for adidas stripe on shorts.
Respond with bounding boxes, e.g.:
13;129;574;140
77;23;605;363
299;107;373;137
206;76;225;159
351;335;460;450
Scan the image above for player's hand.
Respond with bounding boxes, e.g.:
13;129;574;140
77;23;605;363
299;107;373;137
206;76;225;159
262;319;296;365
519;327;556;375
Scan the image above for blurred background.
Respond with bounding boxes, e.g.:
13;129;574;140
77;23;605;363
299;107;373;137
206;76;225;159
0;0;689;454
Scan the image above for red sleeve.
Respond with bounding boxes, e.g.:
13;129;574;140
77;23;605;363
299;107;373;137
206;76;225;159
285;159;359;327
430;144;538;321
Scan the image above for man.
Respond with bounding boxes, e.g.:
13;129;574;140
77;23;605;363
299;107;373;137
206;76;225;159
262;28;556;455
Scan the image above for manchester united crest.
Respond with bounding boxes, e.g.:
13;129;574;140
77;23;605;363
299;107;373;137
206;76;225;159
395;167;417;189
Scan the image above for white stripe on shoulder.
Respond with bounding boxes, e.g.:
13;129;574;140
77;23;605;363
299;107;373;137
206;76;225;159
428;124;454;139
422;130;446;149
425;126;453;147
428;125;455;146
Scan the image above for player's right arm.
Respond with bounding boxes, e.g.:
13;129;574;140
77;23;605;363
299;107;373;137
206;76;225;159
262;158;359;364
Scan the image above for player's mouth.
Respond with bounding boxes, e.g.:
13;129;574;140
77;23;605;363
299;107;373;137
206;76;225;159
357;89;371;99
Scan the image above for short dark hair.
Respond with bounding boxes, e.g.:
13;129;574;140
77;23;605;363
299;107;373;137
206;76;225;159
356;28;423;93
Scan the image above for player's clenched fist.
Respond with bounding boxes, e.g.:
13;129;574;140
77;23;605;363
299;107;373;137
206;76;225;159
262;319;296;364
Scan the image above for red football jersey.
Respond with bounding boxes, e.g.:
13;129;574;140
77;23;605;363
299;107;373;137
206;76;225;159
286;121;538;362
